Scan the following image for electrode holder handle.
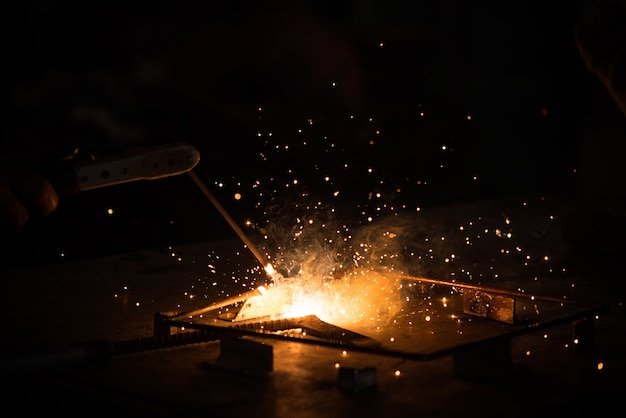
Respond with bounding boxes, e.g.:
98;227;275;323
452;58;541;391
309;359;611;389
43;142;200;196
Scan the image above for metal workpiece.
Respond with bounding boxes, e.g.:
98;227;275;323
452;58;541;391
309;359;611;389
154;276;609;366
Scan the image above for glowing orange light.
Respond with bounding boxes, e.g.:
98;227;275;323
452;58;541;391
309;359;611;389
264;264;276;275
234;271;402;327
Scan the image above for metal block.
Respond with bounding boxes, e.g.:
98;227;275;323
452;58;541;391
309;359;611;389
463;289;515;324
153;312;173;338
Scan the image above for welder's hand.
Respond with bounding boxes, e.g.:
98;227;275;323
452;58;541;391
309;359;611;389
0;154;58;229
575;0;626;117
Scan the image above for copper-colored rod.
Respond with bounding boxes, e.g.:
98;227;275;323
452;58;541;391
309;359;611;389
179;171;275;320
169;287;265;319
188;170;267;267
399;275;603;308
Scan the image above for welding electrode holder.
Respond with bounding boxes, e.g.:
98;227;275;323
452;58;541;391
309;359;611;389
41;142;201;197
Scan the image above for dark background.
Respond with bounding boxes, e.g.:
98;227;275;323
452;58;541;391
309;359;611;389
3;0;624;266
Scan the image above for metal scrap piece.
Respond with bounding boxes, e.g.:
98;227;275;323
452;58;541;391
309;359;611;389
462;288;516;324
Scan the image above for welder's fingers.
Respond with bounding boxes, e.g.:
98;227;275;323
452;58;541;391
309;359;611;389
0;155;58;229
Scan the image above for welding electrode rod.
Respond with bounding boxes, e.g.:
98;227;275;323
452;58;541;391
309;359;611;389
169;287;265;319
188;170;267;267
